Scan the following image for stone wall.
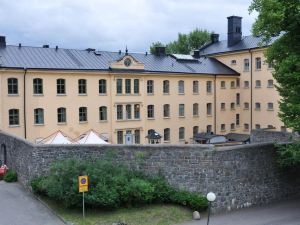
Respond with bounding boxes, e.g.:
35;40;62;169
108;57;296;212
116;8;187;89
0;131;299;213
251;129;298;143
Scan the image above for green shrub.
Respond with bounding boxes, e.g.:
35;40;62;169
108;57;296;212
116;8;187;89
3;170;18;182
31;159;208;211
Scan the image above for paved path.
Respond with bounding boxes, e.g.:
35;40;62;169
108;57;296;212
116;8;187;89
0;181;65;225
179;198;300;225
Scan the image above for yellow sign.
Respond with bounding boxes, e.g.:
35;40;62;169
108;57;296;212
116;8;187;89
79;176;88;192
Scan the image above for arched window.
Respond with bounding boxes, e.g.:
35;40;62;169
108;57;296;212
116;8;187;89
57;107;66;123
8;109;19;125
164;128;170;141
193;81;199;93
163;80;169;94
193;103;199;116
179;127;185;140
99;106;107;121
34;108;44;124
178;80;184;94
163;104;170;118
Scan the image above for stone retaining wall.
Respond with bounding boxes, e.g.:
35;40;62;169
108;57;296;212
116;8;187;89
0;131;299;213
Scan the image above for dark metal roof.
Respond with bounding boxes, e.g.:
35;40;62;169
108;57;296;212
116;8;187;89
0;45;238;75
226;133;250;142
194;132;224;141
199;35;277;56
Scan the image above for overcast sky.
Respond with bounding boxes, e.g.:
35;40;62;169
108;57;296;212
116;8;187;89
0;0;257;52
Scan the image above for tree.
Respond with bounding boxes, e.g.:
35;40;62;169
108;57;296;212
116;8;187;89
150;29;211;54
249;0;300;168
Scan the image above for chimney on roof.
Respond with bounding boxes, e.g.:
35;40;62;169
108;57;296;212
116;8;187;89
192;50;200;58
0;36;6;48
43;44;49;48
19;43;22;48
55;46;58;51
227;16;242;47
211;33;219;43
154;46;166;56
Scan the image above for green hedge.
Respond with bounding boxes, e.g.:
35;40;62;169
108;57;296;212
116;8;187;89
31;159;207;211
3;170;18;182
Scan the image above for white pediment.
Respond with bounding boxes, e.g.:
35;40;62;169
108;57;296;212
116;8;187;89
110;55;144;70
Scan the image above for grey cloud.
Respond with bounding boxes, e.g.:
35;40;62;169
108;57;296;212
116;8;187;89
0;0;256;52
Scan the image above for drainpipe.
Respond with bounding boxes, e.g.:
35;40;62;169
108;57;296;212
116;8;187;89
214;75;217;134
249;49;253;131
23;68;27;139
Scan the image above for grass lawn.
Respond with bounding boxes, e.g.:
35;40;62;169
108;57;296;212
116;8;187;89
43;197;194;225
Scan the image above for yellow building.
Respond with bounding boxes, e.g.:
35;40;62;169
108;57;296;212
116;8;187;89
0;16;285;144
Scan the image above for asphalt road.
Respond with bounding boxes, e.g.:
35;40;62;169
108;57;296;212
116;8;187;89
179;198;300;225
0;181;65;225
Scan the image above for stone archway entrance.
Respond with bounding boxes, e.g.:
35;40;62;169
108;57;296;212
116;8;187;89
0;144;7;165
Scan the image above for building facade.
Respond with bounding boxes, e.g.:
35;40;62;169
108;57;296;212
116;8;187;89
0;16;285;144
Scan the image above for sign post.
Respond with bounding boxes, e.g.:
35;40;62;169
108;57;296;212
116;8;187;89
78;175;88;219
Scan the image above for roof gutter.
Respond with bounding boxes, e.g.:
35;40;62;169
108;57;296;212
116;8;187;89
23;68;27;139
249;49;253;131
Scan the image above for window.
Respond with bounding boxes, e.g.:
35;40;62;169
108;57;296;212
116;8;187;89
236;93;240;106
231;59;236;65
117;105;123;120
9;109;19;126
163;104;170;118
178;80;184;94
207;125;212;133
268;61;273;69
206;81;212;93
34;108;44;125
221;103;226;110
244;102;249;110
147;80;154;94
134;79;139;94
134;104;140;119
255;102;261;110
255;57;261;70
193;103;199;116
179;127;185;140
255;80;261;88
231;102;235;110
244;81;249;88
220;81;226;89
163;80;169;94
221;124;226;131
268;125;274;129
33;78;43;94
57;107;66;123
179;104;185;117
236;78;240;88
126;104;132;119
99;79;107;94
236;114;240;126
164;128;170;141
78;79;86;95
193;126;199;137
8;78;18;94
244;59;250;71
268;79;274;88
134;130;140;144
57;79;65;94
244;123;249;130
231;123;235;130
117;131;123;144
193;81;199;94
147;105;154;118
268;102;274;110
255;124;261;129
116;79;122;94
230;81;235;88
99;106;107;121
79;107;87;122
125;79;131;94
207;103;212;115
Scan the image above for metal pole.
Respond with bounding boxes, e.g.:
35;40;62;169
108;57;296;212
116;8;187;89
207;201;211;225
83;191;85;219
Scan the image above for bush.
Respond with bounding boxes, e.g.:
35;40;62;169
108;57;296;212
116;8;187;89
4;170;18;182
31;159;208;211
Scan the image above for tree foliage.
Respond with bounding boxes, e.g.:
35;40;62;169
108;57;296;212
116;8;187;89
150;29;211;54
249;0;300;168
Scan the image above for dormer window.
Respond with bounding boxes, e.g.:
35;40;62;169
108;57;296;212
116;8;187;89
231;60;236;65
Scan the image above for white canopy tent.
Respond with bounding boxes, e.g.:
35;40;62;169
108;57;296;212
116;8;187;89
76;130;109;144
39;130;74;144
